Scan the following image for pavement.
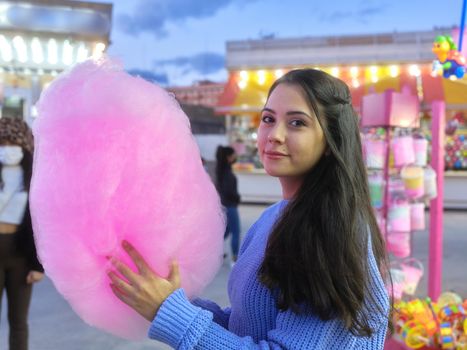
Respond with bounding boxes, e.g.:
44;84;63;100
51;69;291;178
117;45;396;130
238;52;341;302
0;204;465;350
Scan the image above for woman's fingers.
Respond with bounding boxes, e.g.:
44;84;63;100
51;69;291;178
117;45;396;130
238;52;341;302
107;245;182;322
110;256;140;285
110;283;135;308
108;270;134;296
121;240;153;276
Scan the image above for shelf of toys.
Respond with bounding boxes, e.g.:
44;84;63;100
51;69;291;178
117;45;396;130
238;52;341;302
420;109;467;171
419;109;467;210
377;5;467;348
361;90;435;299
442;111;467;171
360;91;466;349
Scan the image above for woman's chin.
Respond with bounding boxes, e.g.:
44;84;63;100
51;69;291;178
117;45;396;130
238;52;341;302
263;166;286;178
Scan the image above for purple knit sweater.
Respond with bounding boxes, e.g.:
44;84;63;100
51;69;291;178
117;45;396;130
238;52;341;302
148;200;389;349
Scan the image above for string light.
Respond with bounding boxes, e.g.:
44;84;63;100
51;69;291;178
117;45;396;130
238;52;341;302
31;37;44;64
369;66;379;83
350;67;359;78
274;69;284;79
257;70;266;85
92;42;106;59
389;65;399;78
408;64;421;77
12;36;27;63
48;39;58;64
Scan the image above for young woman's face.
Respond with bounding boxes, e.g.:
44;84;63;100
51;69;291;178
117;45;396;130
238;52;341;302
257;83;327;182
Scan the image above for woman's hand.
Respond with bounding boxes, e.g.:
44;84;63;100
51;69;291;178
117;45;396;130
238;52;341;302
26;270;44;284
108;240;181;322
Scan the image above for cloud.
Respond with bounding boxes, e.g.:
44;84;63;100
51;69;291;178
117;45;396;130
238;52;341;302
118;0;255;37
319;3;387;24
127;69;169;85
154;52;225;75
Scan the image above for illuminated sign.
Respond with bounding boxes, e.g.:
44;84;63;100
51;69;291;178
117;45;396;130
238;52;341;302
0;2;111;36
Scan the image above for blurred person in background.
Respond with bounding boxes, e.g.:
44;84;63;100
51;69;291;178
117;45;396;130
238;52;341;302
215;146;241;265
0;117;44;350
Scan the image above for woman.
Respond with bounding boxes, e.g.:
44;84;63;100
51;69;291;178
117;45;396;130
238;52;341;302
0;117;44;350
108;69;390;349
215;146;241;264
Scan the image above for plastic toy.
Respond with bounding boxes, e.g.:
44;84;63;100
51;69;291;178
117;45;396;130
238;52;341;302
432;35;466;79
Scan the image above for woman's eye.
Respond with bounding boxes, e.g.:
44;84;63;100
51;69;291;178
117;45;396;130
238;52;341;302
290;119;306;127
261;115;274;123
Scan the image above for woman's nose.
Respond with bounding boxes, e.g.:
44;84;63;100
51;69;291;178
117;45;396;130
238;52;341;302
267;124;285;143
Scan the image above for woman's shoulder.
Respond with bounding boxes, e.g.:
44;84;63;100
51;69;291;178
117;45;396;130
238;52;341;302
248;200;289;230
262;199;289;218
238;200;288;256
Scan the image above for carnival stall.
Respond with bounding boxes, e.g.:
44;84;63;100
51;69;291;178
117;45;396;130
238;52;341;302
0;0;112;123
382;2;467;348
216;27;467;207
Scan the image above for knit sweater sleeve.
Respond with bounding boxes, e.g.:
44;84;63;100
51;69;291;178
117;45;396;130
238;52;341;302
148;288;387;349
191;298;231;329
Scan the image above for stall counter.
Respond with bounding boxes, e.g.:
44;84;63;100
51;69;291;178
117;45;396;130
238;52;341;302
236;169;467;209
444;170;467;209
235;169;282;203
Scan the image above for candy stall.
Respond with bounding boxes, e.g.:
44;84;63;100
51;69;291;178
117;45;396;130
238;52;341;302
359;89;466;349
216;25;467;207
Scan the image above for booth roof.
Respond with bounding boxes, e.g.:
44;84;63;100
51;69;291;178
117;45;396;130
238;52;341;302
215;69;467;114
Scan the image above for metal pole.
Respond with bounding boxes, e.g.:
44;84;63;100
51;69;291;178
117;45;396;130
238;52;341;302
428;101;445;300
459;0;467;51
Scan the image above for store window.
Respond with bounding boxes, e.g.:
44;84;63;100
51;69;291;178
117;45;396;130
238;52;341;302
444;110;466;170
230;114;262;170
420;110;467;171
1;96;24;119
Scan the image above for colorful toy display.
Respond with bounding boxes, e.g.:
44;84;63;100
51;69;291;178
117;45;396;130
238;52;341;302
392;293;467;349
432;35;466;79
445;133;467;170
423;114;466;171
363;127;434;262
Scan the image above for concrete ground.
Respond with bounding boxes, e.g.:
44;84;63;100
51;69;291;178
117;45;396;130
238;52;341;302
0;205;465;350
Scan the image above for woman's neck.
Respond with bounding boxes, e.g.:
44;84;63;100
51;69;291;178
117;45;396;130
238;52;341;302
279;177;302;200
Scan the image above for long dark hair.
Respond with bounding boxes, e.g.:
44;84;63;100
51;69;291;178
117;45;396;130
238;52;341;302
258;69;388;336
215;145;235;188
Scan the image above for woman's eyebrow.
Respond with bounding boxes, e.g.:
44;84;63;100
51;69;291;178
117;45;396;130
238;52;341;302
261;108;313;120
261;107;276;114
286;111;312;119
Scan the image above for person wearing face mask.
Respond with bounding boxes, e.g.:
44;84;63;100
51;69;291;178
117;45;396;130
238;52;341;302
0;117;43;350
215;146;241;265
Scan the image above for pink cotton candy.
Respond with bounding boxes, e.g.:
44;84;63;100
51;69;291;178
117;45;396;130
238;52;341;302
30;58;225;339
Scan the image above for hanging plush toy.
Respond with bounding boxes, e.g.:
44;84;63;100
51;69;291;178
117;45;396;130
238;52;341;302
30;58;225;339
432;35;466;79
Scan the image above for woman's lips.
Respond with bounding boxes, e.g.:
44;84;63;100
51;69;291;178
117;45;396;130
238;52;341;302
264;151;288;159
